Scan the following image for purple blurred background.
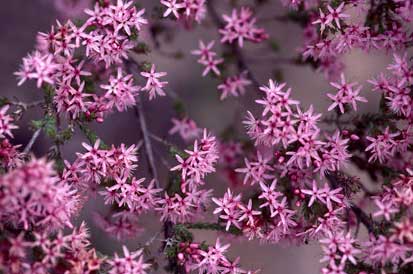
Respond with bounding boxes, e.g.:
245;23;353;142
0;0;393;273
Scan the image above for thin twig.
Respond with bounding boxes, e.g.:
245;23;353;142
23;129;42;154
124;59;160;187
9;99;43;109
135;99;160;187
149;132;174;148
349;203;375;235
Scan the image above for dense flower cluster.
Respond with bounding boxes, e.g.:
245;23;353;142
364;54;413;166
301;0;413;79
176;238;256;273
0;105;22;168
156;130;218;223
0;158;79;231
171;129;219;191
15;0;167;123
3;0;413;274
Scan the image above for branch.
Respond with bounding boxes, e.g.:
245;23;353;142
349;203;376;235
135;99;160;187
123;59;160;187
23;128;42;154
183;222;242;235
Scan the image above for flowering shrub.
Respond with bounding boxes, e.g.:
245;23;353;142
1;0;413;273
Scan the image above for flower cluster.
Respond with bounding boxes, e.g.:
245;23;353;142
0;105;22;169
327;73;367;114
320;231;360;273
5;0;413;273
171;129;219;191
67;140;138;185
369;53;413;118
302;1;412;79
220;7;268;47
175;238;257;274
161;0;207;23
363;54;413;166
218;71;251;100
15;0;167;123
107;245;150;274
154;130;218;224
0;223;100;273
244;80;351;174
169;117;201;141
140;64;168;100
0;158;79;230
192;40;223;77
0;105;17;139
63;139;165;238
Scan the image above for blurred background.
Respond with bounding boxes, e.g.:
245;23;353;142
0;0;394;273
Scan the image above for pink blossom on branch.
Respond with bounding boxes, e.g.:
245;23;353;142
140;64;168;100
220;7;268;47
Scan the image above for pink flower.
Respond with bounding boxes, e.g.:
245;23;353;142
107;245;150;274
218;72;251;100
0;158;79;230
170;129;219;191
161;0;185;19
169;117;201;141
140;64;168;100
0;105;18;139
191;40;217;60
327;73;367;113
373;199;399;221
326;3;349;30
101;68;140;112
220;7;268;47
191;41;223;77
365;127;399;163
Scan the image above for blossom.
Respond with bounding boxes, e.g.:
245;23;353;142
373;199;399;221
171;129;219;191
161;0;185;19
169;117;201;141
365;127;399;163
220;7;268;47
107;245;150;274
327;73;367;113
156;192;195;223
0;158;79;230
192;40;223;77
15;52;59;88
326;3;349;30
140;64;168;100
191;40;217;60
218;72;251;100
0;138;23;168
212;189;242;231
199;55;223;76
198;238;231;273
0;105;18;139
101;68;140;112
